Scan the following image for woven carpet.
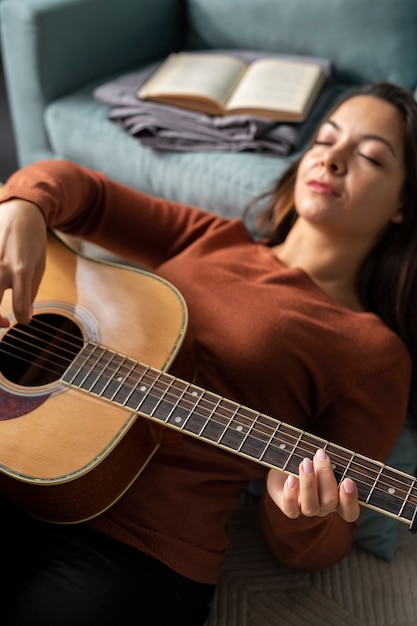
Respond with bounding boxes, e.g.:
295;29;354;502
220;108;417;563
205;493;417;626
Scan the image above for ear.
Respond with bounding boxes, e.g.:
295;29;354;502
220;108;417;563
391;208;404;224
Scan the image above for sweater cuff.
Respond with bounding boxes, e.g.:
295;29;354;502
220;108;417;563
260;487;357;572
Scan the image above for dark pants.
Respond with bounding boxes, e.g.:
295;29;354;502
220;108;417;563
0;497;215;626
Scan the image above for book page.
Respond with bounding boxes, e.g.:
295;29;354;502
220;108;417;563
225;58;324;116
137;53;247;107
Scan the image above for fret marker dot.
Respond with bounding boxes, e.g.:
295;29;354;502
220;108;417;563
174;416;182;423
116;376;123;382
279;444;286;449
236;425;243;432
140;385;147;392
191;391;198;397
331;463;336;470
388;487;396;495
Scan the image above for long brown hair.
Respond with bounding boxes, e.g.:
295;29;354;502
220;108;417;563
247;83;417;378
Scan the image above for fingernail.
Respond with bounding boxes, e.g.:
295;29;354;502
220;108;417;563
287;475;297;489
343;478;354;493
315;448;327;462
302;458;314;474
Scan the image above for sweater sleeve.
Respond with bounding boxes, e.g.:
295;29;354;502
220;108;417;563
0;159;229;270
259;327;411;572
260;489;357;571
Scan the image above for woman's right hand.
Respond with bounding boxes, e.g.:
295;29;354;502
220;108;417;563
0;199;47;327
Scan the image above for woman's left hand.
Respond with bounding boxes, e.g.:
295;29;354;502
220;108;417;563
266;448;361;522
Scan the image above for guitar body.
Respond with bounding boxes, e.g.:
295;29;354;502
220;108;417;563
0;231;187;522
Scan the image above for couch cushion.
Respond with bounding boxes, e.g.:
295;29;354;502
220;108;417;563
186;0;417;88
45;87;280;218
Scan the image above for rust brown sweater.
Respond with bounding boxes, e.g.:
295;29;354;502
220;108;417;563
0;160;411;583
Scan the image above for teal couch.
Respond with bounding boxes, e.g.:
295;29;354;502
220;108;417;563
1;0;417;219
1;0;417;589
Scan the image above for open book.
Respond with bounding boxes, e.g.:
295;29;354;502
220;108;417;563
137;52;326;122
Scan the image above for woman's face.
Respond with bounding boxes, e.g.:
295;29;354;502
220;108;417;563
293;95;406;244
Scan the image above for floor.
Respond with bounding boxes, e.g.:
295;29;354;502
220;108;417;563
0;55;19;181
205;492;417;626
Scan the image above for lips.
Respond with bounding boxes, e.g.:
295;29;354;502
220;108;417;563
307;180;340;196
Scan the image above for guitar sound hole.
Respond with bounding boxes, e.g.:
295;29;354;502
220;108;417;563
0;313;84;387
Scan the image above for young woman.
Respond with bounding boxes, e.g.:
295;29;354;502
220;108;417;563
0;82;415;625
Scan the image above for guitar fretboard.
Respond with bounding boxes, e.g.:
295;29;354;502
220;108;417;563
62;342;417;527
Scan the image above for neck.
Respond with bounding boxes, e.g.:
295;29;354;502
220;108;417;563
273;221;367;311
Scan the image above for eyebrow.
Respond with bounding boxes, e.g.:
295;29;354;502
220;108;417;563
324;119;397;158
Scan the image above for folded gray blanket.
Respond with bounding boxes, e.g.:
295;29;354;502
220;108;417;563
94;51;336;155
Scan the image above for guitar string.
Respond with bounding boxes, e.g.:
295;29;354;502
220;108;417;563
2;342;415;511
2;321;415;504
2;321;416;508
1;325;412;480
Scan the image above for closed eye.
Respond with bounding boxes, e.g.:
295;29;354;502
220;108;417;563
360;153;382;166
313;141;382;166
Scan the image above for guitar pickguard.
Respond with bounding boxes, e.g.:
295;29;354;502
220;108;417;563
0;387;50;421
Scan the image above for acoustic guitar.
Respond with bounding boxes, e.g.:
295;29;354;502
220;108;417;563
0;231;416;532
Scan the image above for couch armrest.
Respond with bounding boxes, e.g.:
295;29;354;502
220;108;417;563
1;0;183;165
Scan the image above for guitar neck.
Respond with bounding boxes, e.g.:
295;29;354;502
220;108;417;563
62;341;417;528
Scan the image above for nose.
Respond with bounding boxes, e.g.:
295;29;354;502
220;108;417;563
321;147;347;175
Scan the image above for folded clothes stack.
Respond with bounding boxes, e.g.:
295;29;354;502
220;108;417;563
94;51;335;155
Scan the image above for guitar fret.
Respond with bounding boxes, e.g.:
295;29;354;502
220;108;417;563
263;429;327;474
111;362;149;405
366;466;415;517
261;420;281;461
282;431;305;473
260;423;300;471
325;444;357;481
154;383;203;434
103;358;137;401
298;432;328;457
205;397;246;444
336;452;354;484
147;374;176;419
398;480;416;518
70;345;105;389
159;378;190;426
217;404;244;450
237;412;260;456
324;446;415;519
365;465;384;505
123;368;160;413
259;420;282;464
62;342;96;385
348;458;378;503
238;413;274;460
182;390;220;437
80;347;113;392
199;395;223;440
90;352;126;396
403;484;417;522
223;406;259;451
